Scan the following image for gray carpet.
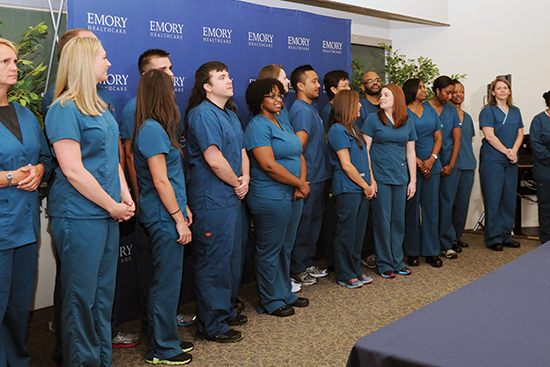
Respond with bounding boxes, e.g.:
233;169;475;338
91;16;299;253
28;232;540;366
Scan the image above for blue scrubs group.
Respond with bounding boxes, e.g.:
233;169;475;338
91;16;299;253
530;111;550;244
0;102;53;367
361;113;417;273
289;99;331;276
245;114;303;313
404;107;441;257
425;102;462;252
46;99;122;367
452;111;477;244
187;99;246;338
478;105;523;247
327;123;371;282
134;118;189;361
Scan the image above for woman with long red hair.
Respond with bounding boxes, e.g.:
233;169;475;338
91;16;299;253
361;84;417;278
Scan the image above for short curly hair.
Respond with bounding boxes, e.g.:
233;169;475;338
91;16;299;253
246;78;285;116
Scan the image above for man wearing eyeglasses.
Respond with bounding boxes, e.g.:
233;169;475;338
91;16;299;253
358;71;382;129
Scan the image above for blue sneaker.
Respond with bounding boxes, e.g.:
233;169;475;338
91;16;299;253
338;278;363;288
397;267;412;275
359;274;373;284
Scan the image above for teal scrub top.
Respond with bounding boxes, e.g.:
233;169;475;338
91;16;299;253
42;83;116;121
424;102;461;167
407;106;442;174
320;103;332;133
289;99;331;183
479;105;523;165
529;111;550;181
456;111;477;171
134;119;187;224
45;100;121;218
120;97;184;141
358;98;379;130
328;123;371;195
0;102;53;250
186;99;244;210
244;114;302;200
120;96;137;140
361;112;417;185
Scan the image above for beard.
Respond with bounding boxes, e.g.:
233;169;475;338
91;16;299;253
365;85;380;96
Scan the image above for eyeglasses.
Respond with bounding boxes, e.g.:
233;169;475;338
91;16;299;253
362;78;381;85
264;94;284;100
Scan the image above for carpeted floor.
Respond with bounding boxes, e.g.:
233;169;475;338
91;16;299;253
28;232;540;367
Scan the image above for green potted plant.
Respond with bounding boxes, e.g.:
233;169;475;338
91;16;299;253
0;20;48;127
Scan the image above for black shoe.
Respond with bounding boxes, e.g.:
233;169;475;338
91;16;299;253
271;305;295;317
146;352;192;365
489;243;504;251
227;314;249;326
194;328;243;343
502;240;521;248
407;256;419;266
180;340;194;353
457;239;469;248
291;297;309;308
235;298;245;314
452;243;463;253
426;256;442;267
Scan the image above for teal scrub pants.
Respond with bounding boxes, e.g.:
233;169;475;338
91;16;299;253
439;168;461;251
372;183;406;273
404;173;440;256
291;181;325;274
333;193;369;281
145;220;184;361
50;217;118;367
479;161;518;246
0;242;37;367
193;204;242;338
247;195;302;314
452;170;475;242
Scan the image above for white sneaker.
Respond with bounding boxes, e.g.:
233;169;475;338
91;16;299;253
441;249;458;259
305;265;328;278
291;278;301;293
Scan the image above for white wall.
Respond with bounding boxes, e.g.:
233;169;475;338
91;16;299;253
390;0;547;228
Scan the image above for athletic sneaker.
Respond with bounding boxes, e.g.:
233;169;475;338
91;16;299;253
305;265;328;278
380;271;396;278
291;278;302;293
361;254;377;269
441;249;458;259
292;271;318;286
146;352;192;365
397;267;412;275
338;278;363;288
176;313;197;327
359;274;373;284
112;331;140;348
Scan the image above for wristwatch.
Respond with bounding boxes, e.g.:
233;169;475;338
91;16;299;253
6;171;13;187
431;154;438;160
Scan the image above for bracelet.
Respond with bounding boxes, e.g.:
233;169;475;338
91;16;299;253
170;208;181;216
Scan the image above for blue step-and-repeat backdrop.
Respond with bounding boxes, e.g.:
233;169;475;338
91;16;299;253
68;0;351;126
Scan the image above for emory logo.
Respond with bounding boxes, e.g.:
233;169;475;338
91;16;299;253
173;76;185;93
323;40;343;54
99;73;129;92
150;20;184;40
87;12;127;34
248;32;274;48
119;244;132;263
287;36;310;51
203;27;232;44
